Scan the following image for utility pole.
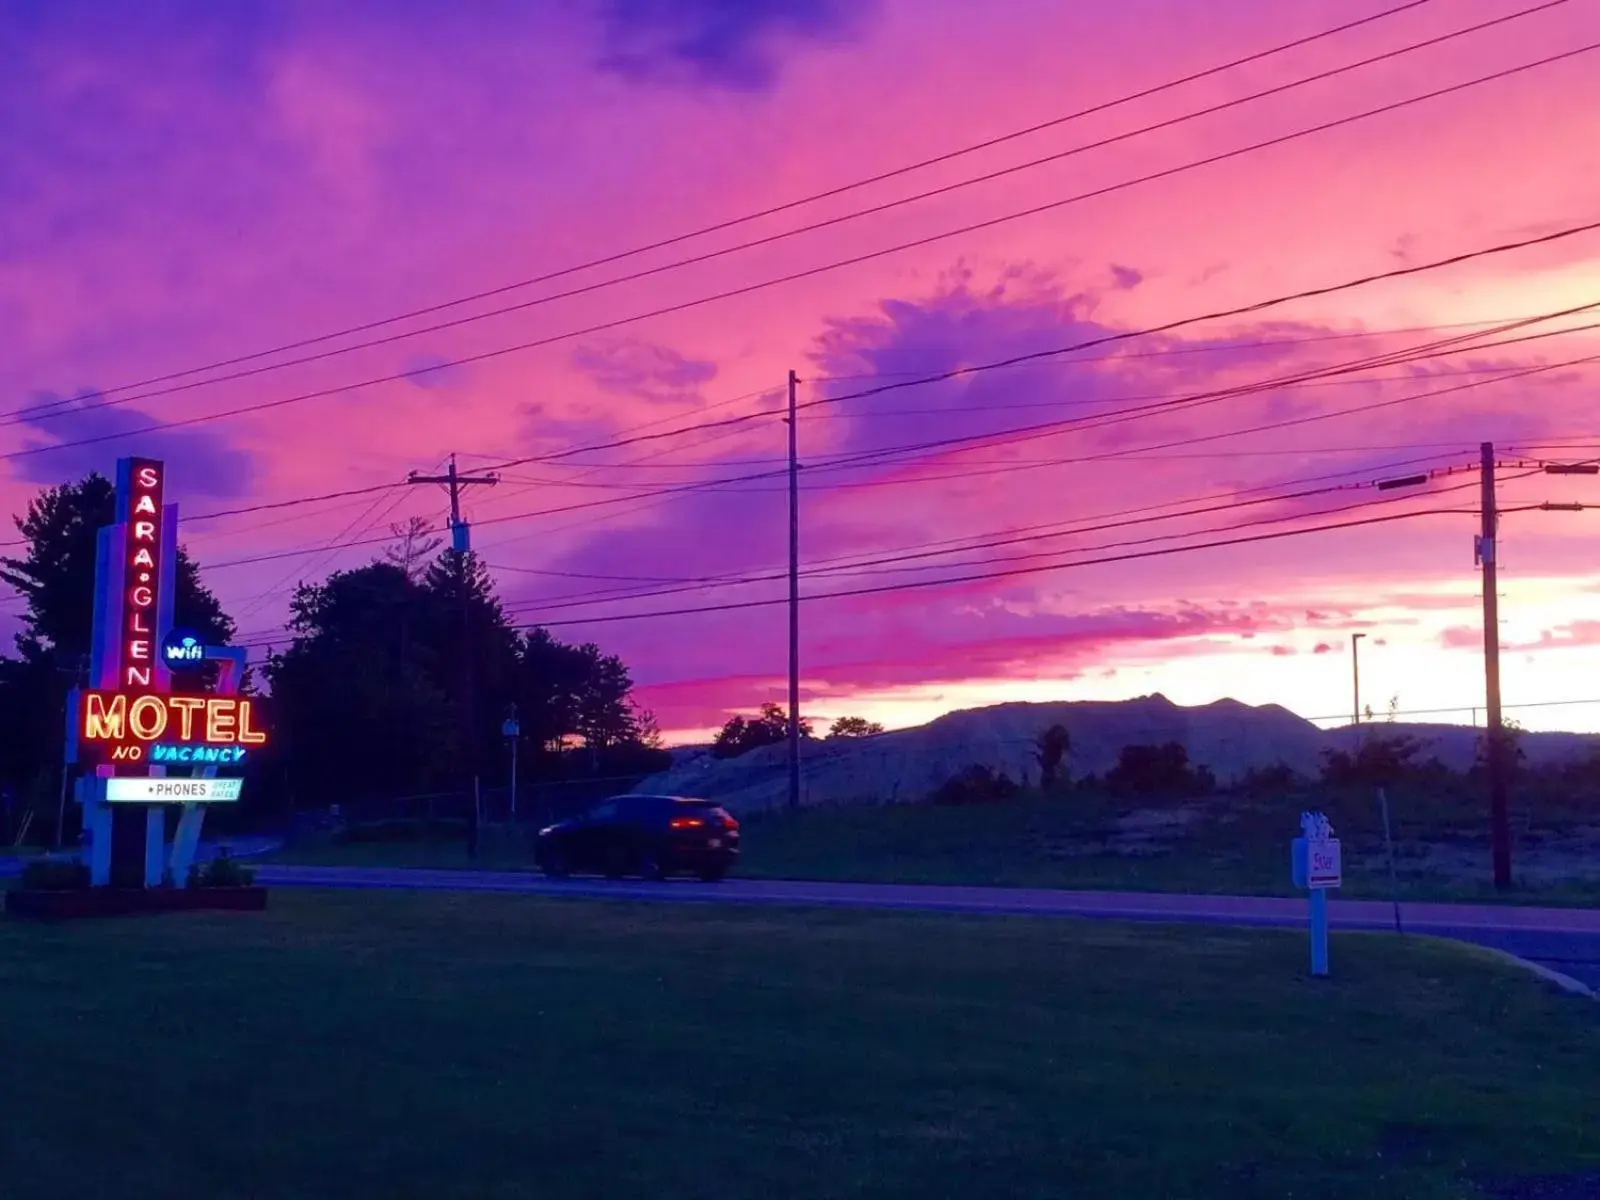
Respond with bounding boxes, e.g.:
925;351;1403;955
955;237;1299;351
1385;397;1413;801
787;369;801;812
408;455;498;856
1476;441;1512;890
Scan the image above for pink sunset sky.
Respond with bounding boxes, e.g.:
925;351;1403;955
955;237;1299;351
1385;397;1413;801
4;0;1600;741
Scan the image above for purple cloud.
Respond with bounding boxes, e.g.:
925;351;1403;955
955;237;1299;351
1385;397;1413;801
595;0;878;90
571;338;718;405
8;389;258;500
404;354;469;391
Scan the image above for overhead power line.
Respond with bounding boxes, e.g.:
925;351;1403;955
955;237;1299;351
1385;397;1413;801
803;345;1600;495
10;0;1446;420
5;43;1597;468
463;448;1471;613
166;385;783;539
229;450;1467;645
484;210;1600;471
487;476;1479;618
228;505;1474;642
233;460;1510;649
798;311;1600;480
197;308;1600;577
12;0;1564;432
521;505;1485;630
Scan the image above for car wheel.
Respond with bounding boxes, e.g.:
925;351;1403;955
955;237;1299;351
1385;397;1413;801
636;851;665;882
540;848;570;879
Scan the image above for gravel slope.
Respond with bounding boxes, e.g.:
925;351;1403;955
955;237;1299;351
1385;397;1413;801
635;693;1600;811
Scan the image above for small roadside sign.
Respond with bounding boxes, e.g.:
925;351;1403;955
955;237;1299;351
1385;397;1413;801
1306;838;1342;890
1292;811;1339;978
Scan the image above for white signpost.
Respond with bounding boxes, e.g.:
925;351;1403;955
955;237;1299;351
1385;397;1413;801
105;777;243;804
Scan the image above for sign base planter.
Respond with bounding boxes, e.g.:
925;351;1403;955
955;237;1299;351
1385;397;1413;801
5;885;268;920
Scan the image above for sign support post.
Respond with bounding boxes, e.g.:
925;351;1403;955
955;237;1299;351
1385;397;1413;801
1291;810;1341;978
1308;887;1329;977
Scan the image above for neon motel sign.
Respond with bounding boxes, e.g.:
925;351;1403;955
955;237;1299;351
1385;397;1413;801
70;456;267;778
79;692;266;765
120;460;163;691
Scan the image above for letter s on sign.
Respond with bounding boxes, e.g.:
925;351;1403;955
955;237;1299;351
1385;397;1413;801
136;466;159;489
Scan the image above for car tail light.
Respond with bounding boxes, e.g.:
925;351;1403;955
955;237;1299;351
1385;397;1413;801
721;815;740;830
669;817;705;830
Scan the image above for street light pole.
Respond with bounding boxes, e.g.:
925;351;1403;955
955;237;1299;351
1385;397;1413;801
502;707;520;824
1351;632;1365;731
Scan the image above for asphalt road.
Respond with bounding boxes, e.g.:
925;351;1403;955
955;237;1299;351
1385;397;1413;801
252;865;1600;994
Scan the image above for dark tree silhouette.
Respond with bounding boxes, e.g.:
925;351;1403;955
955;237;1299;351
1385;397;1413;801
1106;742;1214;796
711;703;813;759
1319;733;1431;786
828;715;884;739
0;473;233;663
383;517;443;582
1033;723;1071;789
266;551;661;810
266;562;459;805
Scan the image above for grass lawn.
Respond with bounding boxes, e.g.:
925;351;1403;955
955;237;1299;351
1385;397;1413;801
2;892;1598;1199
271;780;1600;907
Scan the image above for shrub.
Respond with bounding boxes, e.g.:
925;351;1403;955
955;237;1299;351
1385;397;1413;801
1320;733;1430;786
188;853;256;888
1106;743;1213;797
19;858;90;891
930;764;1019;806
1236;762;1300;796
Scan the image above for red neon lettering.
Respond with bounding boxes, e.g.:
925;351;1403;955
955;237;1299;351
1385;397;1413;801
205;699;238;743
128;695;168;740
82;693;125;740
77;690;269;760
132;548;154;568
128;640;149;661
130;586;153;608
125;666;152;688
238;700;267;746
130;611;150;634
133;521;155;542
168;697;205;740
136;466;159;489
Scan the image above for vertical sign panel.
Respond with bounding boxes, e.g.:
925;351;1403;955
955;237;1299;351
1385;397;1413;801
118;458;165;694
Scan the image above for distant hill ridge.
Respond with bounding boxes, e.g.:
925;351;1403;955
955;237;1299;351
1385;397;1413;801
636;693;1600;811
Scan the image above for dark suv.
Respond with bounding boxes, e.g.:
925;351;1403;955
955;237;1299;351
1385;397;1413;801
534;794;740;882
